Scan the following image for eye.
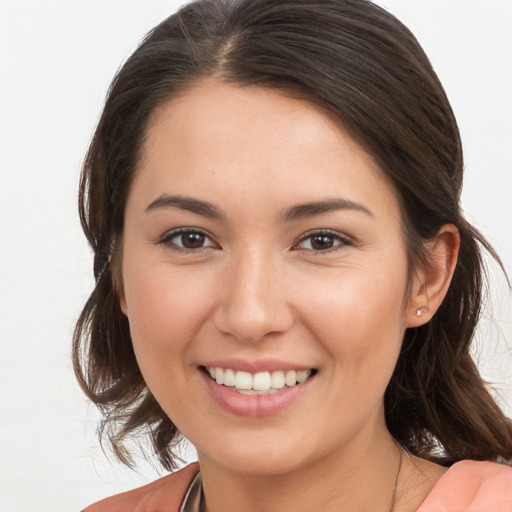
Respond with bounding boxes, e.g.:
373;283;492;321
294;230;352;252
158;228;218;251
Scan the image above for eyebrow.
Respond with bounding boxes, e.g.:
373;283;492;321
145;194;226;220
280;198;374;222
144;194;373;222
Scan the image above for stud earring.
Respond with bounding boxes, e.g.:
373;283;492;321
416;305;430;317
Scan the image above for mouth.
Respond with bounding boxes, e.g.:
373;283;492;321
202;366;318;395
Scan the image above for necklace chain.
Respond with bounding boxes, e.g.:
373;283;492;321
389;444;403;512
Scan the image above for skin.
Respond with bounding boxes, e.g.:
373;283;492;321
119;81;459;512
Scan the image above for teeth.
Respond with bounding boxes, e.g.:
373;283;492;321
285;370;297;387
237;389;259;395
253;371;271;391
223;368;235;387
215;367;224;385
206;367;312;393
271;370;286;389
235;371;253;390
297;370;309;383
238;388;280;395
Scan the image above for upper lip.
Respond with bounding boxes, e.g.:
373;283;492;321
201;358;316;374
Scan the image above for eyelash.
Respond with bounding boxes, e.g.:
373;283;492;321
157;227;352;254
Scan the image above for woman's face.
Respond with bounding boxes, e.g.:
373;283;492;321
120;81;416;475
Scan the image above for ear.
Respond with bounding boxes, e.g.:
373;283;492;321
406;224;460;327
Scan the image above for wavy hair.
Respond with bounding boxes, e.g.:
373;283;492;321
74;0;512;470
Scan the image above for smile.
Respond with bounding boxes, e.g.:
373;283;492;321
204;366;314;395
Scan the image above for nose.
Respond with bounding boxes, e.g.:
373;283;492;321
213;248;294;343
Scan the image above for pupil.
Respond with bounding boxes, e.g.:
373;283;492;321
311;235;333;250
182;232;205;248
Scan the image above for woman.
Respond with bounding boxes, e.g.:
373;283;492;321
74;0;512;510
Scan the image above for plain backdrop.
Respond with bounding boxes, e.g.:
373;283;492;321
1;1;511;511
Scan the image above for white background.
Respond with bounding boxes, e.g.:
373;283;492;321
1;1;511;511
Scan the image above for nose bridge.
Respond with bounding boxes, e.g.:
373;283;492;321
214;245;293;342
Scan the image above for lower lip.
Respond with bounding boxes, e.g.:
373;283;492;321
200;369;315;418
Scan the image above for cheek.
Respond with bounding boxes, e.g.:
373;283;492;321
122;259;216;376
298;255;409;375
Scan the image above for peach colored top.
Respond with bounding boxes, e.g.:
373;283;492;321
83;460;512;512
417;460;512;511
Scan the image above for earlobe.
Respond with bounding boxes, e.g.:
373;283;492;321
110;256;128;316
406;224;460;328
119;292;128;315
116;275;128;315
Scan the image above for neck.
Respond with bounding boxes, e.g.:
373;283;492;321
198;426;401;512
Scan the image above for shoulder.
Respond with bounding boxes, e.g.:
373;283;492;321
82;462;199;512
417;460;512;511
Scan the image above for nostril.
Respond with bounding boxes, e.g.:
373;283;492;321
213;306;295;344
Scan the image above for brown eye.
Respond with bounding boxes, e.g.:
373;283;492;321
295;230;351;252
160;228;217;251
181;232;206;249
310;235;335;251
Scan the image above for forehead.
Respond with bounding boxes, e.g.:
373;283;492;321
132;80;400;221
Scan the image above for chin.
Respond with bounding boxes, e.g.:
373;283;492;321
194;428;322;477
207;450;310;477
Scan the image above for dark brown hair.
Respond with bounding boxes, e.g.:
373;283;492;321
74;0;512;470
